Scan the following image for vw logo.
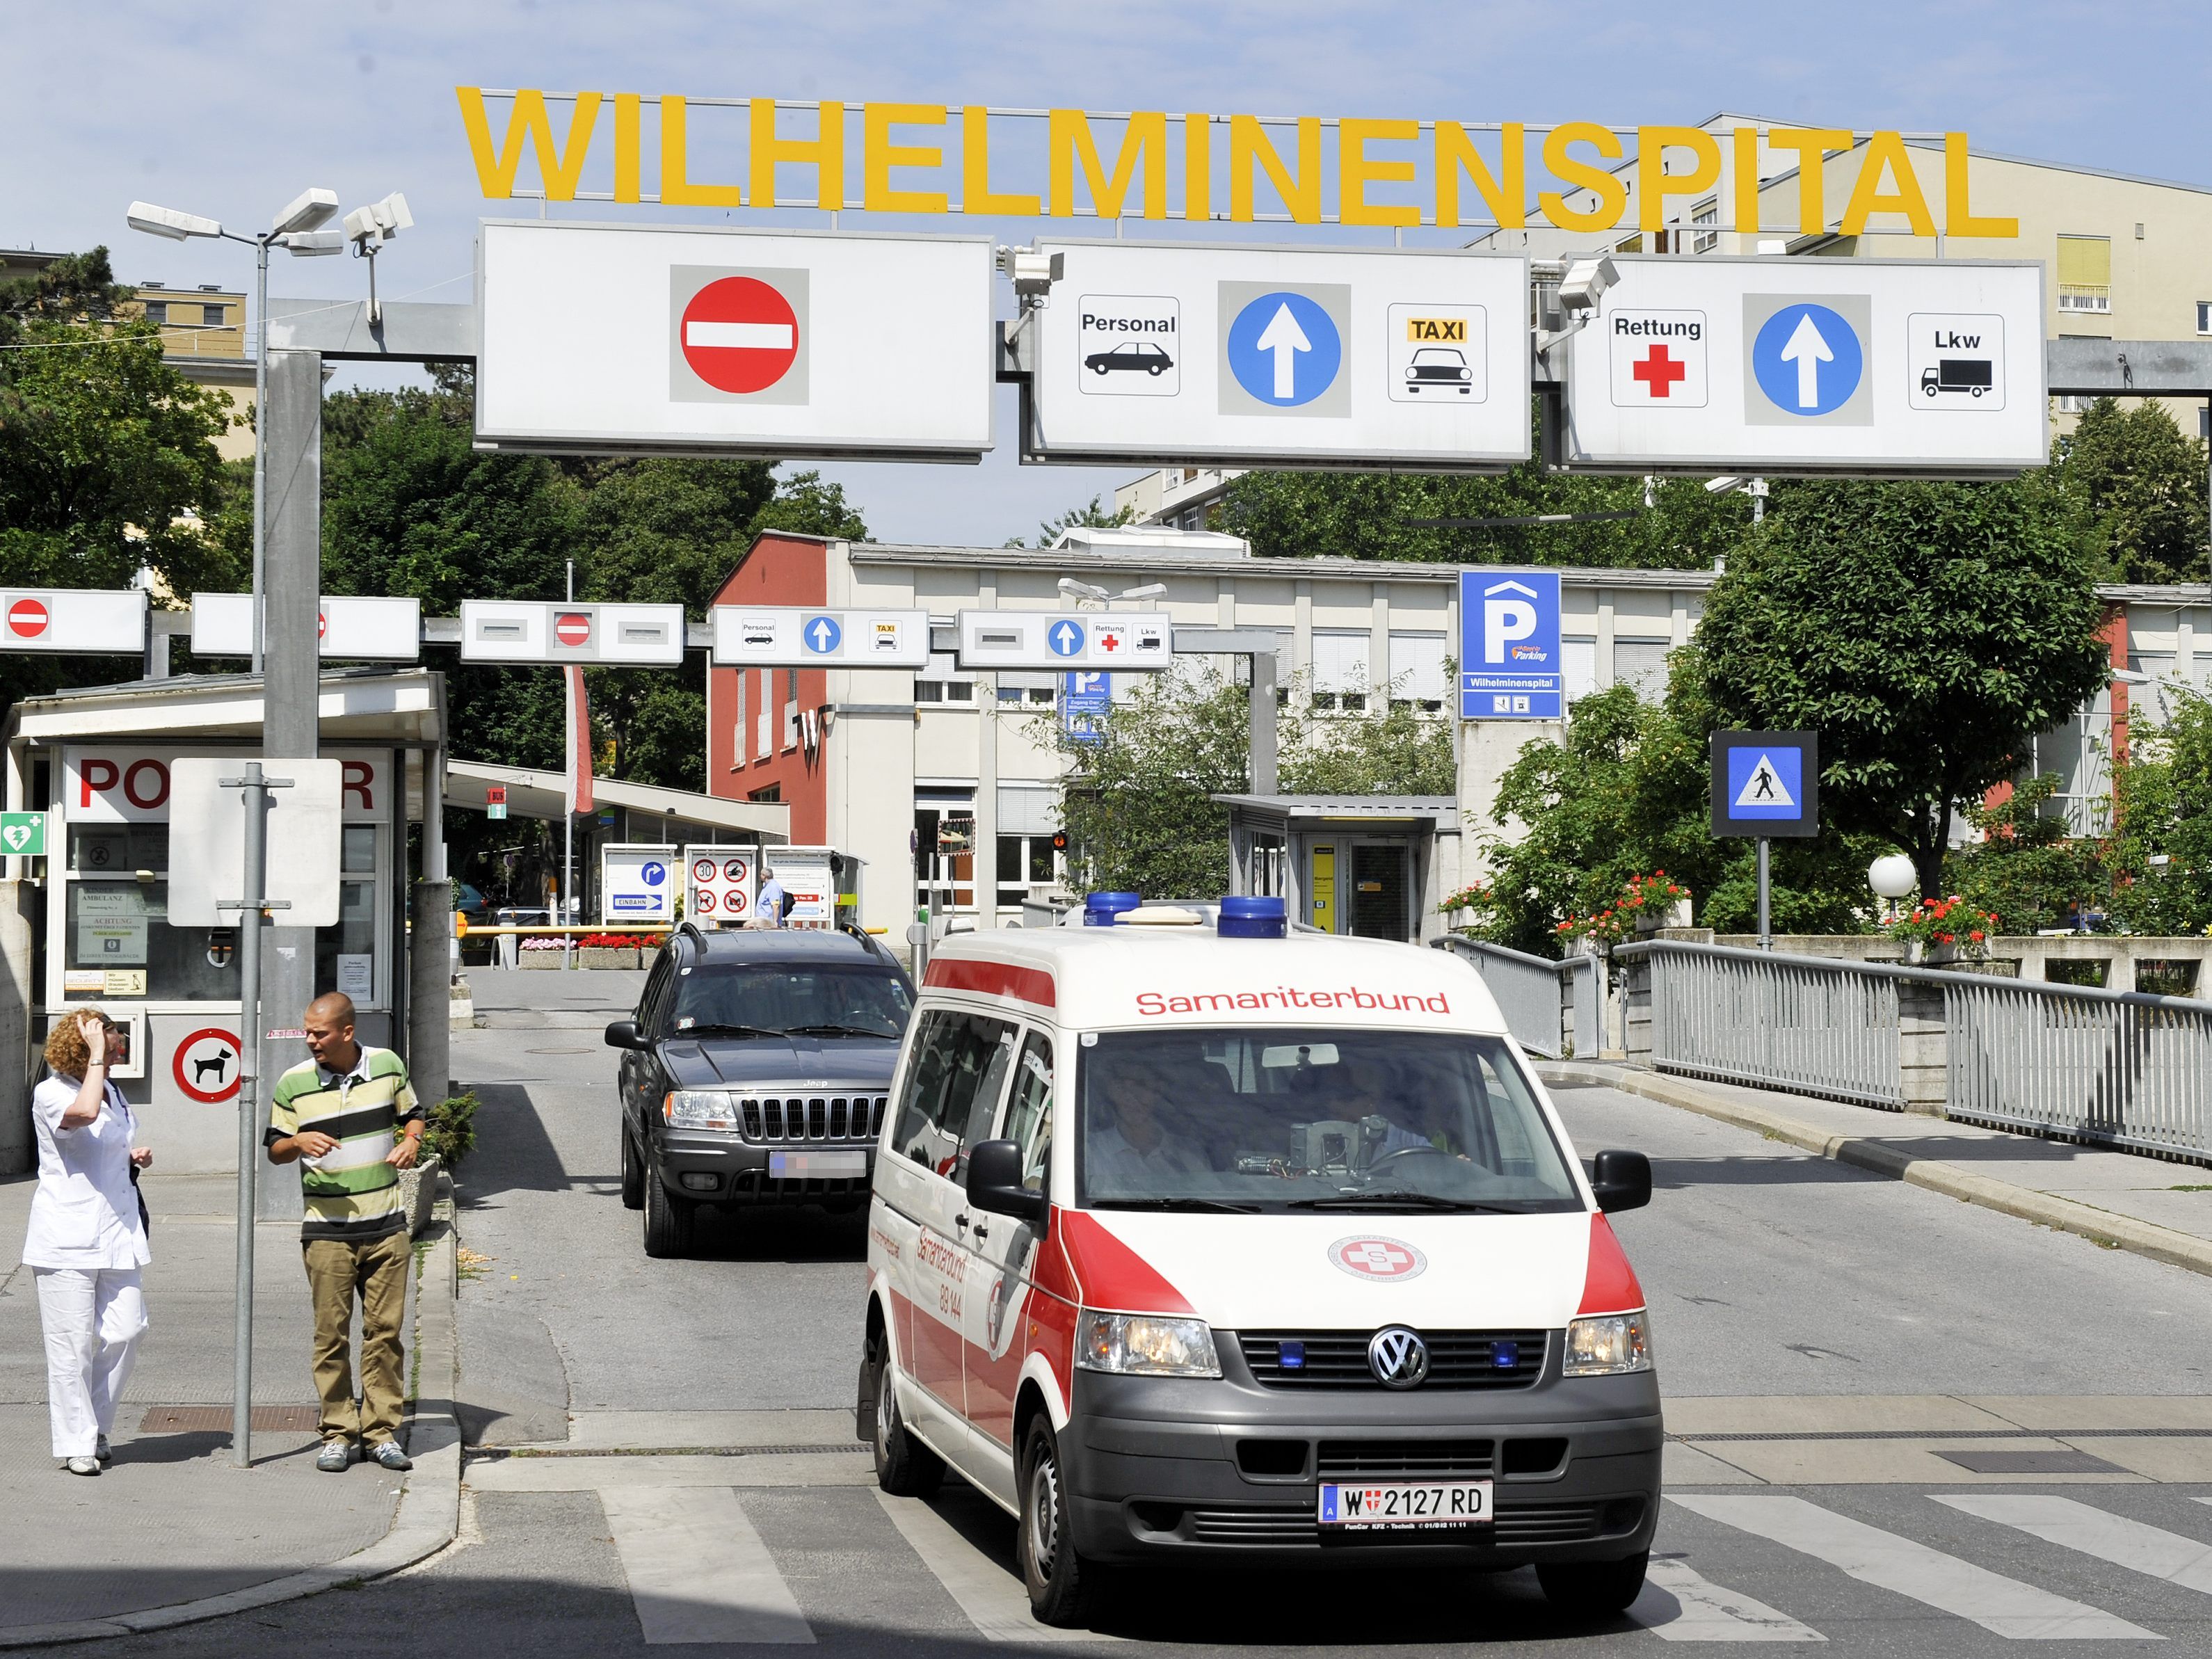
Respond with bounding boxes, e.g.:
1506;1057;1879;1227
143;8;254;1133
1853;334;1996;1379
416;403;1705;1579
1368;1326;1430;1389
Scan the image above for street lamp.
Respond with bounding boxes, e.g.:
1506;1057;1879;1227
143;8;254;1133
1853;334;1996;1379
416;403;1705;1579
127;189;342;675
1868;852;1918;922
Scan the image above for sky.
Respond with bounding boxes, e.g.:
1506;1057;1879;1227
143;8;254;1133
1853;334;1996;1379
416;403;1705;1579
10;1;2211;548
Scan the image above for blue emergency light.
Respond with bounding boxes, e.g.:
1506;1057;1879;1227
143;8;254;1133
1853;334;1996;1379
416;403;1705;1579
1218;895;1286;939
1083;892;1142;927
1276;1340;1306;1370
1492;1340;1521;1370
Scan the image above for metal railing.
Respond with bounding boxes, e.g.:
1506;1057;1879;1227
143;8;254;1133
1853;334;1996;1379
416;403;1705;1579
1430;936;1601;1059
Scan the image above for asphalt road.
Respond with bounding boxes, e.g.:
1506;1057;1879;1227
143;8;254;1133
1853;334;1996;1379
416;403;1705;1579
31;971;2212;1656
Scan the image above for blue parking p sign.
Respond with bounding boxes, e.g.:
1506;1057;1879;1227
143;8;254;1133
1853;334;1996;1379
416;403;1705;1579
1710;731;1819;838
1459;569;1562;720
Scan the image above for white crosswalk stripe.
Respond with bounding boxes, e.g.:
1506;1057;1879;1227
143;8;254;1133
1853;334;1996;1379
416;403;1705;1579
600;1487;815;1645
1631;1555;1827;1642
872;1491;1115;1643
1937;1493;2212;1597
1671;1493;2161;1640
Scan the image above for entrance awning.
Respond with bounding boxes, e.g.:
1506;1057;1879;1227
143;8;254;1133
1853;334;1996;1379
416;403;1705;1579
8;666;444;746
1211;794;1460;831
446;760;790;842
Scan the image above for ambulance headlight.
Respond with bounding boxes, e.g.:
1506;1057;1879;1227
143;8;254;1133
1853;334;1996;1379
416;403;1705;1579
1564;1311;1651;1376
663;1090;739;1131
1077;1311;1221;1378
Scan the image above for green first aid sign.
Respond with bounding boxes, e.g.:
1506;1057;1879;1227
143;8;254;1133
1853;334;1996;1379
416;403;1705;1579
0;811;45;856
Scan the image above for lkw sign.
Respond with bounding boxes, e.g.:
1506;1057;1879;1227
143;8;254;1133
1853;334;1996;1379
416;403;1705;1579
954;610;1172;673
476;221;995;462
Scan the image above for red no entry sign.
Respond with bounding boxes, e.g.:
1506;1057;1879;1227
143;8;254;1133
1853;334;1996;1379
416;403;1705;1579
554;612;592;649
8;598;49;640
680;277;800;394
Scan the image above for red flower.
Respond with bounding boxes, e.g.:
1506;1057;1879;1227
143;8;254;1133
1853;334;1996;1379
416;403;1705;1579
1969;930;1985;942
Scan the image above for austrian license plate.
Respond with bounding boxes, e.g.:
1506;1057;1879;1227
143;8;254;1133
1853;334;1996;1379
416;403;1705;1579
768;1149;869;1178
1317;1480;1492;1539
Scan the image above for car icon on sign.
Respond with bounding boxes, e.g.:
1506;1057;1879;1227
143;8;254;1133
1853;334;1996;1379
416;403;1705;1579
1084;342;1173;376
1405;346;1473;393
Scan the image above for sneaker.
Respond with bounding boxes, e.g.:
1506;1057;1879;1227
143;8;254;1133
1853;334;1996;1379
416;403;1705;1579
368;1441;412;1472
63;1455;101;1477
316;1441;355;1473
95;1435;112;1466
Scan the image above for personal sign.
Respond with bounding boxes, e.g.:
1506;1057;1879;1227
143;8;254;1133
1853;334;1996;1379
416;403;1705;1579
711;607;931;668
1710;731;1819;838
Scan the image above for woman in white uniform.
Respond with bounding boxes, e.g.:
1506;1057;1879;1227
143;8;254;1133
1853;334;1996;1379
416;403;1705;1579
26;1009;152;1476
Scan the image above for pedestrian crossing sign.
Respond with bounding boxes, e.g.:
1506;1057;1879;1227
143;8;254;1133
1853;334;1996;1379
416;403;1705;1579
1711;731;1818;837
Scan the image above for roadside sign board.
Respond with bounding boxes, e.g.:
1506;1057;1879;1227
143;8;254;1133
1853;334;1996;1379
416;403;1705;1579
711;607;930;668
1025;241;1530;469
1562;256;2046;474
486;785;508;822
191;593;421;660
0;588;146;655
460;601;686;665
475;222;995;463
0;811;46;857
601;842;677;925
1063;671;1110;742
166;758;344;928
1459;570;1562;720
684;844;758;926
763;845;835;928
1710;732;1820;838
955;610;1171;673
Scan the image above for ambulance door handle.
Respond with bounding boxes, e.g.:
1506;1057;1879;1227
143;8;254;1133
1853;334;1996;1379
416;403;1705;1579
971;1221;990;1242
953;1212;970;1231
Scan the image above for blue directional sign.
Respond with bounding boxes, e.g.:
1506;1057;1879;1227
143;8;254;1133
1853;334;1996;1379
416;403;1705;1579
1752;303;1862;417
1063;671;1110;743
1459;568;1562;720
641;860;666;886
800;614;842;655
1226;291;1342;408
1045;618;1087;657
1710;731;1820;838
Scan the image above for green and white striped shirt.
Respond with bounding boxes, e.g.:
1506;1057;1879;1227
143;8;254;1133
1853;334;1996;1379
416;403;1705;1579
266;1046;422;1242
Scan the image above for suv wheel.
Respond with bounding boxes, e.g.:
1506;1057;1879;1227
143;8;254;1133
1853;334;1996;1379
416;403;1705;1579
641;1149;697;1258
619;1122;645;1210
1537;1550;1649;1615
867;1329;943;1496
1018;1416;1104;1627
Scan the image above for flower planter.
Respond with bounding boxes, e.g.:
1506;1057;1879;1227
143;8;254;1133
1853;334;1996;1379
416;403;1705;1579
579;947;637;969
517;948;567;970
1906;940;1961;967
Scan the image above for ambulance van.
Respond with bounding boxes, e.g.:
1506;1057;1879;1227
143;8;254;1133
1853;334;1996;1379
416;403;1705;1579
858;897;1660;1627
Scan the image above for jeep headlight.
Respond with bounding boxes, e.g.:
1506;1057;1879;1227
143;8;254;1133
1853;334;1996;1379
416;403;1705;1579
663;1090;739;1131
1077;1311;1221;1378
1564;1311;1652;1376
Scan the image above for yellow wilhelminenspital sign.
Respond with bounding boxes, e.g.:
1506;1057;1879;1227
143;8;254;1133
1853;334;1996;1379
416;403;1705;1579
455;91;2017;239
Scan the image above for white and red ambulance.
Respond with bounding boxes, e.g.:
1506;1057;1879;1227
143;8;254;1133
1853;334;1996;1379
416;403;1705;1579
858;897;1660;1626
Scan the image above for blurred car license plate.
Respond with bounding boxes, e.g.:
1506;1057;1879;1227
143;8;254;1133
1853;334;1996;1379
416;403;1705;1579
769;1150;868;1178
1317;1480;1491;1539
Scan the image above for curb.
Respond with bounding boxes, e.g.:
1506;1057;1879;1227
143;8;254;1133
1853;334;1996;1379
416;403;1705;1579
0;1214;464;1649
1542;1061;2212;1282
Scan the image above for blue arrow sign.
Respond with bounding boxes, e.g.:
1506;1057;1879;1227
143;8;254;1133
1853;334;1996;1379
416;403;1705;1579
1752;303;1861;417
1047;618;1087;657
1226;291;1340;407
801;614;842;655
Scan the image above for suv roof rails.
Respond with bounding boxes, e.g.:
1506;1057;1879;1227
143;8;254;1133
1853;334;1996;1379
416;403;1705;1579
838;920;897;966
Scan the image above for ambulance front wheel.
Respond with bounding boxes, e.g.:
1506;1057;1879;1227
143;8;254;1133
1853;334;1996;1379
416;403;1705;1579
1020;1416;1109;1627
1537;1549;1649;1616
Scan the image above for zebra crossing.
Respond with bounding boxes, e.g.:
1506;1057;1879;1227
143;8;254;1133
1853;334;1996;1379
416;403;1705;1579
473;1463;2212;1647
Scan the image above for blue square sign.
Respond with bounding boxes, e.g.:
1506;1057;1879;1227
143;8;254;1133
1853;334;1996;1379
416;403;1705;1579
1459;568;1563;720
1710;731;1819;838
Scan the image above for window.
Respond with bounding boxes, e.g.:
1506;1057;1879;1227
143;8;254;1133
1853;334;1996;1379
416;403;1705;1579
1386;631;1447;712
891;1011;1015;1176
1562;636;1599;708
1692;198;1719;255
1310;629;1370;712
2021;688;2114;837
731;673;748;768
997;671;1057;707
914;651;972;705
2197;302;2211;335
1003;1032;1055;1194
141;300;168;324
747;783;780;803
753;669;771;758
669;963;912;1039
202;303;225;326
2055;234;2111;313
1614;640;1672;704
996;835;1058;907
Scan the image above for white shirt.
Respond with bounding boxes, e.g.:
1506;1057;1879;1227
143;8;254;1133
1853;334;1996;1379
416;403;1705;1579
756;878;787;928
24;1073;150;1271
1084;1120;1214;1192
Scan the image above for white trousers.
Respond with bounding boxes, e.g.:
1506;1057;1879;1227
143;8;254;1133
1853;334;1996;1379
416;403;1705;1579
34;1267;147;1459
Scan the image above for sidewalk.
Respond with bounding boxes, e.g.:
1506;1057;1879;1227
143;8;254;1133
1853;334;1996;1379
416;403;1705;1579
1543;1061;2212;1278
0;1171;459;1645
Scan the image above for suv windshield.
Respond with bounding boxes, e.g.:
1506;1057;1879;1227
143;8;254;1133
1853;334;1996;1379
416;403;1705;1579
669;965;913;1039
1076;1027;1581;1213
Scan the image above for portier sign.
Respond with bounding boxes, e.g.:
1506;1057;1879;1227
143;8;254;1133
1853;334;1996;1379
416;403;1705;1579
1024;241;1529;469
1459;569;1562;720
460;601;685;664
475;221;995;462
711;607;930;668
1562;255;2046;474
954;610;1172;673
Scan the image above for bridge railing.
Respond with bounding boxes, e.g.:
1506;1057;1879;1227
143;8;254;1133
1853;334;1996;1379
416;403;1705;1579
1429;936;1603;1059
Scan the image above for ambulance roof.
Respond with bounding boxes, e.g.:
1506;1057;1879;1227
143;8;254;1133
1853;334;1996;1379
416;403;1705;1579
920;925;1509;1037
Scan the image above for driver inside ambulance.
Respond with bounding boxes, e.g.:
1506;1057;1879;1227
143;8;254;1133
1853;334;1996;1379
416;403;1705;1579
1083;1059;1215;1188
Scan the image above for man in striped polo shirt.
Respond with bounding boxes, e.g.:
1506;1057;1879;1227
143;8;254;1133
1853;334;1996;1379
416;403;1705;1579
266;992;424;1473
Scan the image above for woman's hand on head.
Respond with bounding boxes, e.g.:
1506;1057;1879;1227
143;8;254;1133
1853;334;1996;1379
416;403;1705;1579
76;1013;107;1066
131;1147;153;1171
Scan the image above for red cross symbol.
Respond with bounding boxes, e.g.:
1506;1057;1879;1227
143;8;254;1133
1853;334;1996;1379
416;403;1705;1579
1632;344;1688;397
1098;633;1121;652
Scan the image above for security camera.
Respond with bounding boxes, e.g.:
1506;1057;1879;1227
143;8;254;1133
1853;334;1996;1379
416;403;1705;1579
997;247;1064;305
1558;255;1619;314
343;191;413;250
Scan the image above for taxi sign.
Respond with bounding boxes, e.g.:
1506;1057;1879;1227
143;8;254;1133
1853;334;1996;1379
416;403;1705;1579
711;607;930;668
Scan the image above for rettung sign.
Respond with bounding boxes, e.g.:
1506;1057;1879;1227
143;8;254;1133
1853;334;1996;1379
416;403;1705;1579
456;92;2014;239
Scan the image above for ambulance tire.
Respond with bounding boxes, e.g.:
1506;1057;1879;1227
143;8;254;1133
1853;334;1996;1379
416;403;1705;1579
1536;1549;1649;1615
619;1124;645;1210
1019;1416;1106;1627
641;1153;697;1258
868;1333;943;1497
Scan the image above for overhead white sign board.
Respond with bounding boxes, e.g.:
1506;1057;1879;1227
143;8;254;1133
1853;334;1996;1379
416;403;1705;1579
191;593;421;660
1024;241;1530;470
955;609;1172;672
1560;255;2047;474
460;601;685;664
0;589;145;655
711;607;930;668
475;221;996;462
166;758;343;928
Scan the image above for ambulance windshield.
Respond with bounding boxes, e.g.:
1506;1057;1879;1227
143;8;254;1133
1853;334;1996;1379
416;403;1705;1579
1076;1029;1582;1213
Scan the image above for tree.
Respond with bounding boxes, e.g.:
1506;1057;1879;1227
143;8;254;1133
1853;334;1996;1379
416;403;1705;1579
1941;773;2108;934
2044;397;2209;585
1010;493;1132;550
2106;685;2212;936
1694;479;2110;901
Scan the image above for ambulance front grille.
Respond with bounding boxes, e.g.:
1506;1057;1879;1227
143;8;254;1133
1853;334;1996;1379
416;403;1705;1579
736;1094;888;1144
1237;1330;1548;1389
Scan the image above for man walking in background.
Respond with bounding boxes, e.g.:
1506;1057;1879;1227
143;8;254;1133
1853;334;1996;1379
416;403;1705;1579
265;992;424;1473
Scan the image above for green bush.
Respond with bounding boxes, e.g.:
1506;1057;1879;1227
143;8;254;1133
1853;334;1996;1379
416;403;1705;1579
422;1091;478;1170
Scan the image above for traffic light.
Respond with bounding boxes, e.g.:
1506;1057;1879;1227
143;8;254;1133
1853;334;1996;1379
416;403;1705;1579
1050;831;1069;853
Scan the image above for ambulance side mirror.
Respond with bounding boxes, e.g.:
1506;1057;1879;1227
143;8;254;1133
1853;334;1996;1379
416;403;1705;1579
966;1138;1046;1227
1589;1149;1651;1214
